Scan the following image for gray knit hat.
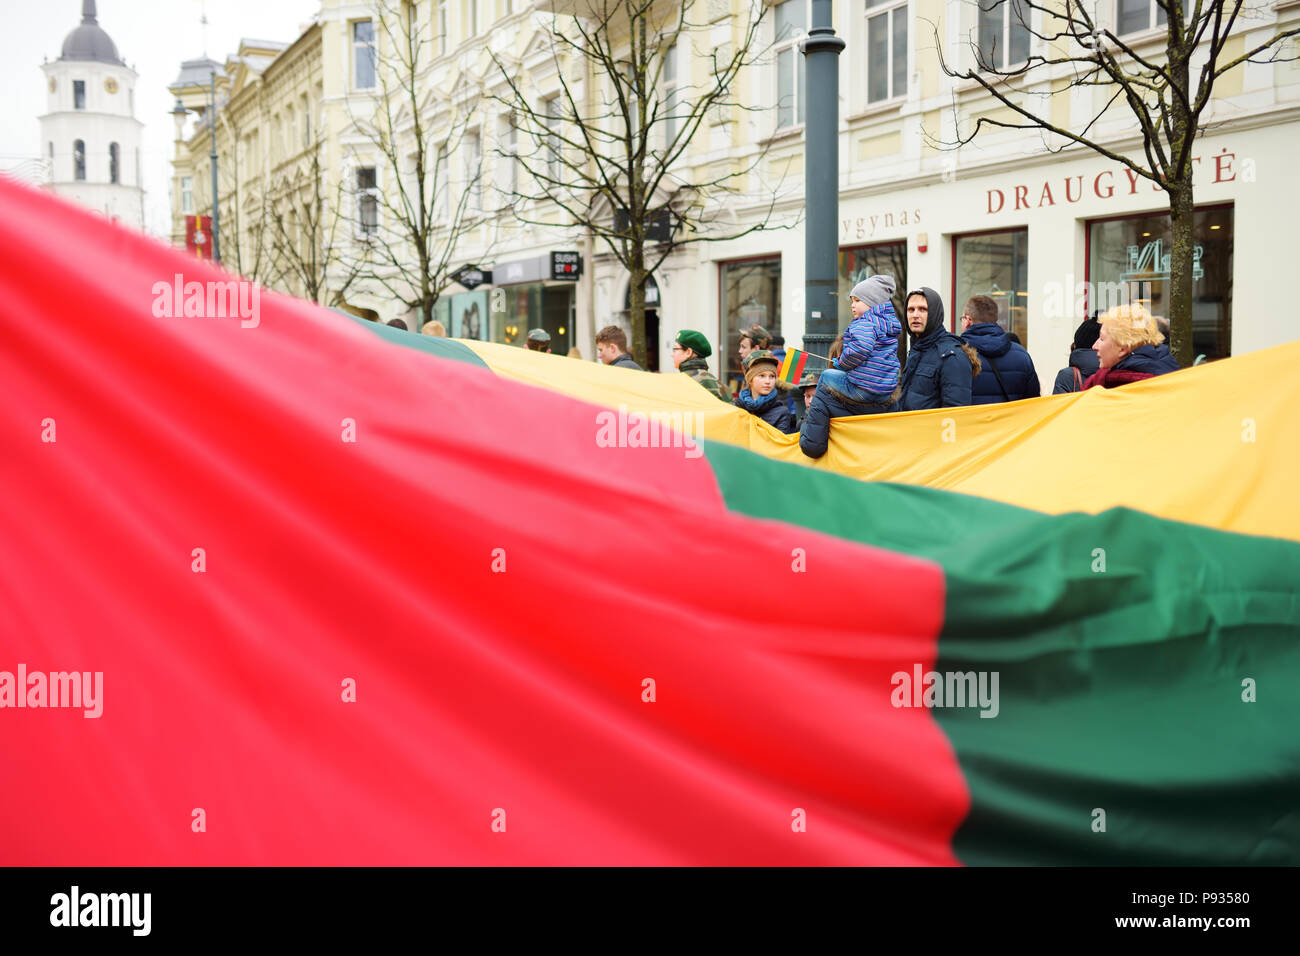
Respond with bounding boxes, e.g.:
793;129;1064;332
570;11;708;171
849;275;897;308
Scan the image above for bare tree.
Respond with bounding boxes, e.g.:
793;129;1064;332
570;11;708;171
491;0;794;366
265;138;361;305
209;107;267;284
340;0;493;327
934;1;1299;366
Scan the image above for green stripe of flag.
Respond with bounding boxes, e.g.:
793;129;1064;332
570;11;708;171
700;439;1300;865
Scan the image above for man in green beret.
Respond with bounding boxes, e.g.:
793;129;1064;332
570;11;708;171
672;330;731;403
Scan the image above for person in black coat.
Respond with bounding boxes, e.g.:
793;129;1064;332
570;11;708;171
799;371;897;459
960;295;1040;403
734;350;797;434
1052;317;1102;393
898;288;974;411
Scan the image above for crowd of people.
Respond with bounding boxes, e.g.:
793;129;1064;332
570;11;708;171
392;288;1181;461
654;280;1182;459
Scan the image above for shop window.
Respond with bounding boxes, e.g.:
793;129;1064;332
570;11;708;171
976;0;1030;70
839;240;908;360
866;0;908;104
720;256;781;393
1087;205;1233;361
953;228;1029;345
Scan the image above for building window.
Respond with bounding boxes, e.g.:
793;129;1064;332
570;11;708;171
866;0;908;103
438;1;449;56
73;80;85;110
357;166;379;235
73;140;85;181
1087;205;1232;361
468;0;478;36
288;107;297;155
498;113;518;200
953;228;1029;345
109;142;119;184
839;240;909;361
543;96;562;184
182;176;193;214
663;42;681;149
775;0;806;129
302;95;311;146
435;146;449;222
977;0;1030;70
720;256;782;394
1117;0;1167;35
353;20;377;89
465;130;481;212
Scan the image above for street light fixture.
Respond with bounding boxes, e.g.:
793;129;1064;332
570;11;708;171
170;71;221;263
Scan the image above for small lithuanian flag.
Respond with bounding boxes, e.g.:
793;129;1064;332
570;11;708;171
778;348;809;384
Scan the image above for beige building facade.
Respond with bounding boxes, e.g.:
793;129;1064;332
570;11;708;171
168;1;1300;389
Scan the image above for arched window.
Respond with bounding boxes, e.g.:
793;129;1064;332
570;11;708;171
109;142;120;184
73;140;85;181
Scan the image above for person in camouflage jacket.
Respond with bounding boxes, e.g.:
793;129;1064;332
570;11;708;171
672;330;732;403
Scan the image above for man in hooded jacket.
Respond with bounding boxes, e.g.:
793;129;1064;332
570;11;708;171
898;288;973;411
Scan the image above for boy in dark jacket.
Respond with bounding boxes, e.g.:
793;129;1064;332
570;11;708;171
1052;317;1102;393
898;288;974;411
960;295;1040;403
734;350;797;433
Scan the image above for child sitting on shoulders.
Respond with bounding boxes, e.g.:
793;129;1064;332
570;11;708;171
800;275;901;458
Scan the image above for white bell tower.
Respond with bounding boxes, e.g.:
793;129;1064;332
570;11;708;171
40;1;144;230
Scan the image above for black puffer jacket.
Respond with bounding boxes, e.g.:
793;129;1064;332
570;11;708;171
799;382;897;459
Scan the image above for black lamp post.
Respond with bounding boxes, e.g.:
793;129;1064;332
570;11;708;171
800;0;844;369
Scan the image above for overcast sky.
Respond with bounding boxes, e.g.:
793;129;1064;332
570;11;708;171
0;0;321;237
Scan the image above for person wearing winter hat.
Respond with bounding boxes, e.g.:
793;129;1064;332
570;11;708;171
898;288;977;411
1052;316;1102;393
673;329;731;403
734;349;797;433
816;274;902;404
526;328;551;352
794;369;821;425
798;276;902;458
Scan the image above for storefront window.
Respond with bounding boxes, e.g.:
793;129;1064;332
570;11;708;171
1088;205;1232;361
493;285;574;353
954;229;1029;346
839;241;908;362
449;289;489;340
495;286;538;347
720;256;781;394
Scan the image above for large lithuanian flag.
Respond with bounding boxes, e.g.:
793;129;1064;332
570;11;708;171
1;178;1297;865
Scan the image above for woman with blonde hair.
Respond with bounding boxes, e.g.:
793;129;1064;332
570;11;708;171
1082;304;1179;389
422;320;447;337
